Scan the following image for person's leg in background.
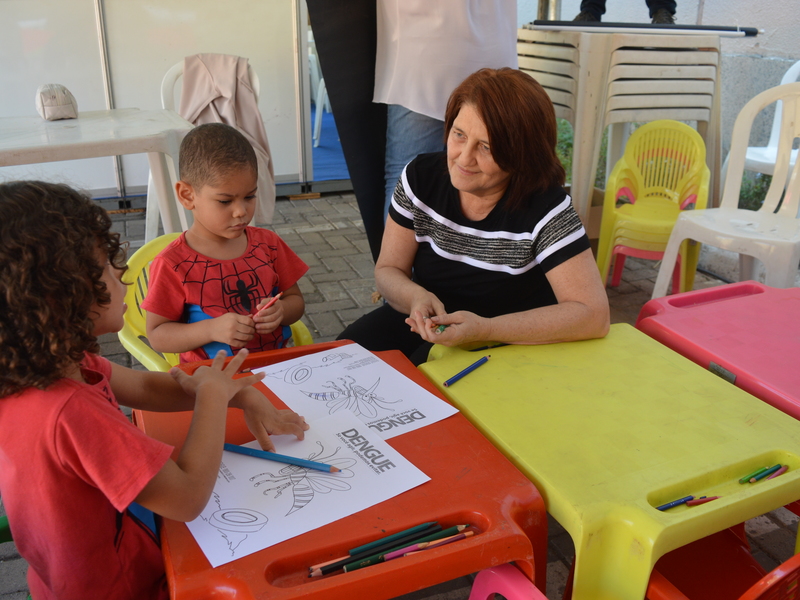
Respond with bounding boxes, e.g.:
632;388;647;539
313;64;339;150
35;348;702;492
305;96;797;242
573;0;606;21
383;105;445;217
647;0;677;23
307;0;387;262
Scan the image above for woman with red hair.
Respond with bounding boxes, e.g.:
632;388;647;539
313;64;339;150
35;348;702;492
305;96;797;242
339;68;609;364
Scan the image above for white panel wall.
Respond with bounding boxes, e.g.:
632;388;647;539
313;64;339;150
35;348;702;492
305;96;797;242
103;0;303;189
0;0;116;192
0;0;304;196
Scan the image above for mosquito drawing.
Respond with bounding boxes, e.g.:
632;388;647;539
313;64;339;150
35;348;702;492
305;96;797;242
264;352;352;385
250;443;357;516
301;376;400;418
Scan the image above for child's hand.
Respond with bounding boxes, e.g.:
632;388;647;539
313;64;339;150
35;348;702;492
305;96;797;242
253;296;284;335
211;312;256;348
170;349;264;404
234;386;309;452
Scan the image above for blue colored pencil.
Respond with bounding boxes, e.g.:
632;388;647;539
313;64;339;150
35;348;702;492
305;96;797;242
443;355;490;387
656;495;694;511
223;443;340;473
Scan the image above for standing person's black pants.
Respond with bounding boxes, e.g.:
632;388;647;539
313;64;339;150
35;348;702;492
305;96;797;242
579;0;676;20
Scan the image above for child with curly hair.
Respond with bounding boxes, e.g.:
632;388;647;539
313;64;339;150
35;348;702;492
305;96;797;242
0;181;307;600
143;123;309;363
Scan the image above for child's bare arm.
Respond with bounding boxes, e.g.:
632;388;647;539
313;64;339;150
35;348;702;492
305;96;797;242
110;363;308;451
133;350;263;521
252;283;305;335
146;310;256;353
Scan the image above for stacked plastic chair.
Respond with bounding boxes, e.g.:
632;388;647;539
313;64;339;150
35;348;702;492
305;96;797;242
596;120;709;293
653;82;800;298
517;27;722;228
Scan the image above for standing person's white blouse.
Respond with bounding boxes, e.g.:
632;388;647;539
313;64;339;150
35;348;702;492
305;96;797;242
373;0;519;120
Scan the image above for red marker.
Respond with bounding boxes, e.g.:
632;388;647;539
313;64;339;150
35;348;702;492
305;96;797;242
253;292;282;316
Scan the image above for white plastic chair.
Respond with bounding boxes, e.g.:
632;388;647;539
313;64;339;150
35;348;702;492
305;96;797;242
145;58;261;241
652;81;800;298
308;41;330;148
720;60;800;188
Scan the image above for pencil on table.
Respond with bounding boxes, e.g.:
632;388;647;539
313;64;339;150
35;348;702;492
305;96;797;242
223;443;339;473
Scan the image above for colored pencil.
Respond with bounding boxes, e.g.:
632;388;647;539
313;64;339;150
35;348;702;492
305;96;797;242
443;355;490;387
339;526;469;574
223;443;340;473
767;465;789;480
685;496;720;506
348;522;438;556
656;495;694;511
253;292;282;316
739;466;768;484
384;531;474;561
402;531;475;557
751;464;782;482
311;524;443;577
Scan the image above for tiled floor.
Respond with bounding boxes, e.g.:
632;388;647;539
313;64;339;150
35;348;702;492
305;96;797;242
1;192;798;600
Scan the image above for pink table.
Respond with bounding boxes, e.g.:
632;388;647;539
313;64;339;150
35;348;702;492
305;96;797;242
636;281;800;419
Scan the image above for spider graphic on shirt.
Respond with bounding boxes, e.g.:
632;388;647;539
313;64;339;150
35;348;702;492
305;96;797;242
173;241;283;351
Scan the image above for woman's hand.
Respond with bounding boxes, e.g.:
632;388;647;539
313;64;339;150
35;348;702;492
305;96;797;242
403;289;448;335
406;310;491;346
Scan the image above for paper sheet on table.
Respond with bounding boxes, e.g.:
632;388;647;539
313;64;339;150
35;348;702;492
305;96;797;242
252;344;458;439
187;411;430;568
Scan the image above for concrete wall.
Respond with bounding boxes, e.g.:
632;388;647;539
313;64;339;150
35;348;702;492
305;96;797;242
517;0;800;158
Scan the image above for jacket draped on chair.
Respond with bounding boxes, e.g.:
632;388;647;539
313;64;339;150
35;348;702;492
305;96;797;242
179;53;276;224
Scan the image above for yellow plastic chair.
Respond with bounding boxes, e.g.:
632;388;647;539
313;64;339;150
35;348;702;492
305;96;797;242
119;233;313;372
596;120;710;294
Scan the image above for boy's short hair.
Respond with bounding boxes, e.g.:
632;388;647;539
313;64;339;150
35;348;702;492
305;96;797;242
179;123;258;189
0;181;127;397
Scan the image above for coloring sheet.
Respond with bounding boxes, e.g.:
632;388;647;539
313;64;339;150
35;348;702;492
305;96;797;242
252;344;458;439
187;411;430;568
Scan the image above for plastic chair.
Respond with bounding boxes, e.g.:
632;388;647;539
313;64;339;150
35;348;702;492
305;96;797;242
145;57;263;241
0;515;11;545
308;36;331;148
645;531;800;600
469;563;547;600
720;59;800;185
562;527;784;600
119;233;313;372
652;82;800;298
596;120;710;293
0;516;31;600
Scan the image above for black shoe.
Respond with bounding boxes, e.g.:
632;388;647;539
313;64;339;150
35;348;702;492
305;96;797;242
651;9;675;24
573;10;600;22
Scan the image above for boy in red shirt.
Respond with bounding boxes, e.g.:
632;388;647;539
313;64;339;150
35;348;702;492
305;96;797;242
143;123;309;363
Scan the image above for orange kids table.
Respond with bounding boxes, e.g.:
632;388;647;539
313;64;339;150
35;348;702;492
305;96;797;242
134;341;547;600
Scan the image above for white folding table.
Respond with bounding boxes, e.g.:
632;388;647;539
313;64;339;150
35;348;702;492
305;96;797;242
0;108;193;241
